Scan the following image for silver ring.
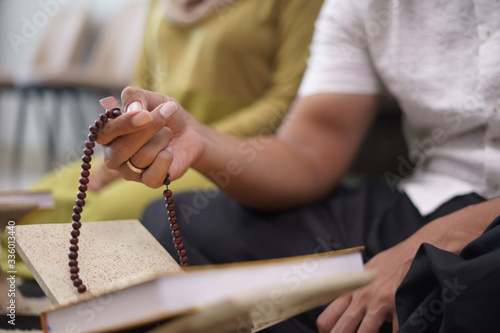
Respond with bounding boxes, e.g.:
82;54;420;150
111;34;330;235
126;159;146;174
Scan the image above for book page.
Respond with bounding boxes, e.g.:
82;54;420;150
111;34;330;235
0;190;54;209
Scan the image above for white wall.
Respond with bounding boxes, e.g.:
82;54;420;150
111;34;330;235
0;0;141;71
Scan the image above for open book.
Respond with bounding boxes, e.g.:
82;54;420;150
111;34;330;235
14;220;373;333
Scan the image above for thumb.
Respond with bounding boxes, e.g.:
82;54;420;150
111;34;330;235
152;100;187;136
121;86;174;113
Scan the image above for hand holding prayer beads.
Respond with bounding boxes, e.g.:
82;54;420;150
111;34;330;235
68;97;187;294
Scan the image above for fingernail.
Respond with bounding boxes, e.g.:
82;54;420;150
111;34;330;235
132;111;153;126
127;101;143;113
160;101;178;119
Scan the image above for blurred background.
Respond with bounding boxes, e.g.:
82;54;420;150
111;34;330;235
0;0;147;190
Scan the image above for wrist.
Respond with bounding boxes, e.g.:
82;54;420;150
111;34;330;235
405;202;490;255
190;121;226;173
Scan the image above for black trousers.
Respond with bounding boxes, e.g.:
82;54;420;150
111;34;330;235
397;215;500;333
141;178;485;332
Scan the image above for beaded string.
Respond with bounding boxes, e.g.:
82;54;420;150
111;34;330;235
163;175;188;266
68;107;188;294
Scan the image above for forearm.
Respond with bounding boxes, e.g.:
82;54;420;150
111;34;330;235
193;95;378;210
192;127;341;209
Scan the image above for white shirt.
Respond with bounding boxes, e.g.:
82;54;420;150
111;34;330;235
298;0;500;216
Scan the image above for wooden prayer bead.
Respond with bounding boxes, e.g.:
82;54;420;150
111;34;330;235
78;184;88;192
175;243;184;251
163;189;173;198
69;266;79;274
76;199;85;207
77;285;87;293
172;230;181;238
166;204;175;211
68;259;78;267
73;206;82;214
81;170;90;178
77;192;86;200
83;148;94;156
73;279;82;287
71;229;80;237
69;244;79;252
70;237;79;245
82;155;91;163
81;162;91;170
106;109;114;118
99;113;108;122
167;211;176;218
170;224;179;231
89;125;98;134
72;221;82;229
79;177;89;184
68;251;78;260
88;133;97;141
178;249;187;257
70;273;79;281
95;120;104;128
85;141;95;149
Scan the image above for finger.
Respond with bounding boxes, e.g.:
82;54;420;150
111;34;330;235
128;128;172;169
141;148;174;188
103;102;177;169
331;301;366;333
317;294;352;333
392;311;399;333
121;86;176;114
356;309;389;333
96;110;153;145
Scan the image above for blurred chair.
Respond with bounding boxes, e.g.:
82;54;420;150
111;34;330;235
12;7;92;174
0;70;12;87
11;1;148;176
0;69;13;120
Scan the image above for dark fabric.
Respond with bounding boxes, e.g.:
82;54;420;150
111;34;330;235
141;178;485;333
396;216;500;333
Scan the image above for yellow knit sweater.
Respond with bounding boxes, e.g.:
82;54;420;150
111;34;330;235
134;0;323;136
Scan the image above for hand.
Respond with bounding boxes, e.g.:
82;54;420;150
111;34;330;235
317;198;500;333
317;242;415;333
87;162;121;191
95;87;204;188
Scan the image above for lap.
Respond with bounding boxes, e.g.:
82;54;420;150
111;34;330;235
141;177;485;333
142;178;424;264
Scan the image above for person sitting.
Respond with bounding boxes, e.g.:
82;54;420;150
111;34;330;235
21;0;322;225
96;0;500;331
